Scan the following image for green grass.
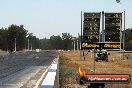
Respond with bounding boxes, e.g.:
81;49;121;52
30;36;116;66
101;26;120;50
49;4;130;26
59;54;77;87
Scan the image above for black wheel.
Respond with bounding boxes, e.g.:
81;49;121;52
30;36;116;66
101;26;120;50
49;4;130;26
95;58;98;62
76;76;87;85
88;83;105;88
106;59;108;62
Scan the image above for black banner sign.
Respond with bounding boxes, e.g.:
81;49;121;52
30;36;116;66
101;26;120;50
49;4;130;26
81;42;123;50
84;74;131;83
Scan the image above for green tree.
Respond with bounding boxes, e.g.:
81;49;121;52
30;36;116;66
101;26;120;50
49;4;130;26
50;35;62;50
7;24;28;51
0;28;8;50
32;36;40;49
40;38;51;50
125;28;132;50
61;33;73;50
26;33;40;50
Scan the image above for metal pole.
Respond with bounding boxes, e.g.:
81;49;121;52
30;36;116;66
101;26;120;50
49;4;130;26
104;13;105;42
31;42;32;51
124;11;125;50
102;11;105;42
120;13;122;59
15;38;16;52
77;40;78;50
99;12;101;42
120;15;121;49
74;40;75;51
80;11;82;60
93;49;96;74
28;39;29;51
81;11;82;41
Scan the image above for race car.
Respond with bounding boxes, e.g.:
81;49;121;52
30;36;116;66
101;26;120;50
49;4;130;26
95;49;109;62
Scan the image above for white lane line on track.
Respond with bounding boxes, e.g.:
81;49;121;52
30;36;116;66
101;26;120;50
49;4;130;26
40;64;57;88
34;65;51;88
40;57;58;88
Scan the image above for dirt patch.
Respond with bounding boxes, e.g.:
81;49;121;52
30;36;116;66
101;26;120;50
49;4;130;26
59;51;132;88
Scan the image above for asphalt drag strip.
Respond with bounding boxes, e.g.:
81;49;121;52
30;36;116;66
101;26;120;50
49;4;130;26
0;51;57;88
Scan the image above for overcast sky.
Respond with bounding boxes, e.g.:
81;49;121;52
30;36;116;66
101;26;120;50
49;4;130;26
0;0;131;39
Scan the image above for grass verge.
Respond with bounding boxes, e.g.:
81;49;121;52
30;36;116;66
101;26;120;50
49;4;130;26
59;53;79;88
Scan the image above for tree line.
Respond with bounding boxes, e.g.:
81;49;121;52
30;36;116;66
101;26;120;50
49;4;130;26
0;24;132;51
0;24;80;51
125;28;132;50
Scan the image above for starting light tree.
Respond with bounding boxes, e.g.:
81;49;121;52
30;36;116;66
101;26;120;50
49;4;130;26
83;12;101;42
105;13;122;42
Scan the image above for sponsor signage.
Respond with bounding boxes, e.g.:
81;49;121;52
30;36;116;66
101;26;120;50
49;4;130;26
84;74;131;83
81;42;123;49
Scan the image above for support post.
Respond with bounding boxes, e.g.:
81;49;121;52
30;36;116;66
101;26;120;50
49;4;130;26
15;38;16;52
80;11;83;60
28;39;29;51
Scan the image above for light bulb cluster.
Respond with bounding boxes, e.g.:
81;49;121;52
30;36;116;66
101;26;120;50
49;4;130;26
83;13;101;42
105;13;122;42
83;36;99;42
